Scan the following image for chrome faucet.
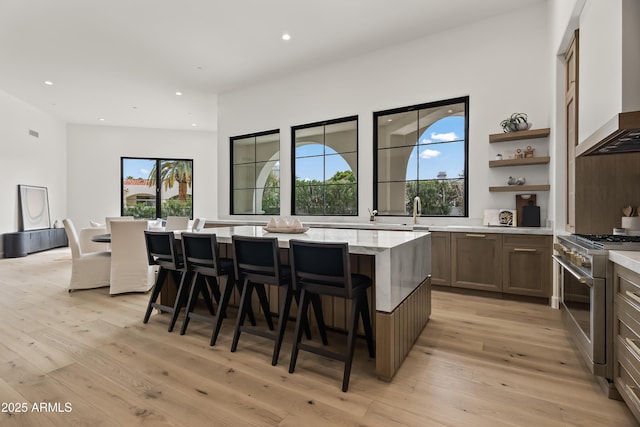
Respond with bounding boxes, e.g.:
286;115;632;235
413;196;421;224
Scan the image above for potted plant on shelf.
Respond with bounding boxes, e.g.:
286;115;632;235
500;113;531;133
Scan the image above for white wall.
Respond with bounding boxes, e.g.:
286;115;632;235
67;124;217;228
578;0;623;142
0;89;67;255
217;3;551;226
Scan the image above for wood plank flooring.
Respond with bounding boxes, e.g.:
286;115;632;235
0;247;636;426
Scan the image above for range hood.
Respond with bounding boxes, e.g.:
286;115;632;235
576;111;640;156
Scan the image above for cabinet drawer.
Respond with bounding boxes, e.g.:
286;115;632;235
615;354;640;421
617;318;640;376
502;234;550;247
617;298;640;330
616;269;640;311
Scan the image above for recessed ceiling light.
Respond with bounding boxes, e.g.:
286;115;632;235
191;123;197;127
98;117;105;121
175;91;183;96
282;33;291;41
44;80;53;86
448;109;453;114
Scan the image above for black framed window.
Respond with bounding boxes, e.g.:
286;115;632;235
374;96;468;217
292;116;358;216
121;157;193;219
230;129;280;215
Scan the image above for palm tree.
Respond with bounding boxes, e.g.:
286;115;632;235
148;160;192;203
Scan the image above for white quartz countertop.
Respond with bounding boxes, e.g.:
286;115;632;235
609;251;640;274
425;225;553;235
192;225;429;255
206;220;551;235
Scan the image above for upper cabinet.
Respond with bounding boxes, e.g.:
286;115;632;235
488;128;551;192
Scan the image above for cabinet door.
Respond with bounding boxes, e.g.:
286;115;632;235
502;235;551;297
565;30;578;232
451;233;502;292
614;264;640;423
430;232;451;286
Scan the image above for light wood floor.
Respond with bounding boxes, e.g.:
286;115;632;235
0;247;636;426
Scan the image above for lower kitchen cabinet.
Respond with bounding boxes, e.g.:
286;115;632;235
502;235;551;298
431;231;552;298
430;232;451;287
613;263;640;423
451;232;502;292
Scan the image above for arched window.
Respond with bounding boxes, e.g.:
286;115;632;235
231;130;280;215
292;116;358;216
374;97;468;217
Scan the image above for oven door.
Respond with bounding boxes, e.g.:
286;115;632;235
553;255;606;376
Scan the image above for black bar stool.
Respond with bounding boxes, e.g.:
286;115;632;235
230;235;322;366
288;239;375;392
180;232;253;345
143;230;198;332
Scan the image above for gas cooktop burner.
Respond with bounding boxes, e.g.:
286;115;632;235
575;234;640;244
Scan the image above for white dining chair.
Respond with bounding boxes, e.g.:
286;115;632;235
191;217;207;231
105;216;134;234
63;218;111;291
78;226;108;253
109;220;156;295
164;216;190;231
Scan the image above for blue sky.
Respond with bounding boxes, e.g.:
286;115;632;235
296;115;465;181
122;158;155;179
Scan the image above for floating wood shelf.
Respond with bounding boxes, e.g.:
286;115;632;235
489;156;551;168
489;128;551;143
489;184;551;192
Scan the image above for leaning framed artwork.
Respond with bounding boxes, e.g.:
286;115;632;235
19;184;51;231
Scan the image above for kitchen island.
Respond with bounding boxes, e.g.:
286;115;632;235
171;225;432;381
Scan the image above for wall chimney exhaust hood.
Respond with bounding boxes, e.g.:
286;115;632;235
576;111;640;156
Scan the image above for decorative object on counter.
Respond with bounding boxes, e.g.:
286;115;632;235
524;146;535;158
522;199;541;227
507;176;526;185
368;208;378;222
515;148;524;159
515;194;537;227
495;153;503;160
264;217;309;234
500;113;531;133
483;209;517;227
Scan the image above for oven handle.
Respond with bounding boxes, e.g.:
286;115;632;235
552;255;588;284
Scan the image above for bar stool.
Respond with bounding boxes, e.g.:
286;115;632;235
180;232;252;345
143;230;196;332
230;235;323;366
288;239;375;392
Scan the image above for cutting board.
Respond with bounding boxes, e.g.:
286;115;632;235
515;195;537;227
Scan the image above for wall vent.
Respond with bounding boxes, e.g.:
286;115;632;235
28;129;39;138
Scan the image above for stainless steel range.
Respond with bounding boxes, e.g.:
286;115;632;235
553;234;640;394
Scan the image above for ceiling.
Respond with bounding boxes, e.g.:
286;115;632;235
0;0;543;132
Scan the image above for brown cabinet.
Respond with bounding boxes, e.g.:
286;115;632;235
502;235;551;297
613;263;640;423
451;232;502;292
432;231;552;298
430;231;451;286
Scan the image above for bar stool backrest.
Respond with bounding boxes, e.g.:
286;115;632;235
144;230;181;270
289;240;353;298
181;232;223;276
232;235;282;285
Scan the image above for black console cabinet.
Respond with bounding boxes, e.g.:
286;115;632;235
3;228;68;258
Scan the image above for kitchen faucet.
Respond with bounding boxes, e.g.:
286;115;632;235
413;196;421;224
